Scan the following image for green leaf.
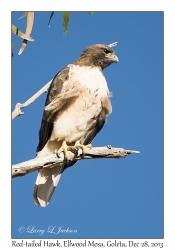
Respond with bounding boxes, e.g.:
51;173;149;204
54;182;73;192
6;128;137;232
62;12;70;36
18;12;29;20
48;12;54;27
12;24;34;41
88;12;93;15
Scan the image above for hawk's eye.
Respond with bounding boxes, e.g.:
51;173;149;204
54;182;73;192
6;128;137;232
104;49;110;54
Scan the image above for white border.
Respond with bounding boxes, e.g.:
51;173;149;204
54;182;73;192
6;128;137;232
1;1;174;249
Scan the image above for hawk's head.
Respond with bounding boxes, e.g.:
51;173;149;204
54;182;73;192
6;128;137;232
75;44;119;69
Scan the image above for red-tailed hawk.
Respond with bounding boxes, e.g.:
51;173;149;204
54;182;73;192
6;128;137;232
34;44;119;206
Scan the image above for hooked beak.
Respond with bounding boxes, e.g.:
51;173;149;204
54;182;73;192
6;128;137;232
106;53;119;63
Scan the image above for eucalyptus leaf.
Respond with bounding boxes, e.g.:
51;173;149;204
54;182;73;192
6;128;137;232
48;12;54;27
18;12;34;55
12;24;34;41
12;41;14;57
62;12;70;36
18;12;29;20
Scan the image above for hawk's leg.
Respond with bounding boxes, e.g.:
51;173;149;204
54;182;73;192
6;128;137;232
74;140;92;156
56;140;75;160
56;140;92;159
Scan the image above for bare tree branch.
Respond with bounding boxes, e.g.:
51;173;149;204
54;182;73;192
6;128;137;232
12;146;140;178
12;79;52;120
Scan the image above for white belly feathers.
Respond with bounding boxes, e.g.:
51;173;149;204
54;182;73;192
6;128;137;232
50;65;111;143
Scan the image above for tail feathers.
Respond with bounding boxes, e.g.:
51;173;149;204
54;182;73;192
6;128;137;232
33;164;64;207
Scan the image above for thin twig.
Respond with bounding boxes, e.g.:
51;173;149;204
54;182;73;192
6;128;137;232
12;79;52;120
12;146;140;178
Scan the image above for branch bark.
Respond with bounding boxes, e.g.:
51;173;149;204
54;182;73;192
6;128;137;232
12;79;52;120
12;146;140;178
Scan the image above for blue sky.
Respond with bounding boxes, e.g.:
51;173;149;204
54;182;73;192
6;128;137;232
12;12;163;239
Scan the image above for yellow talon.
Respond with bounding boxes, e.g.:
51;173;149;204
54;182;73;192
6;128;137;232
56;140;74;159
56;140;92;159
74;140;92;155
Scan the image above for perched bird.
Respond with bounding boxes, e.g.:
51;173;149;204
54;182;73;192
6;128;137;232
33;43;119;206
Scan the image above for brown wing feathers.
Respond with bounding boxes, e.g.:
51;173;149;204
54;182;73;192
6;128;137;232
36;67;70;153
